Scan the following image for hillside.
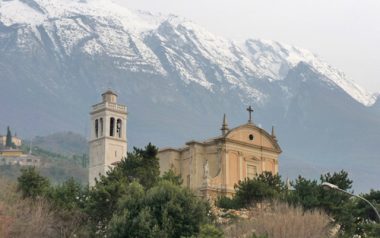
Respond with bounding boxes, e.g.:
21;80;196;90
31;131;88;157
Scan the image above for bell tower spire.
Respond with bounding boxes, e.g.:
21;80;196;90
220;113;229;135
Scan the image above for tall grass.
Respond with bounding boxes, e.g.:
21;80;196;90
223;201;333;238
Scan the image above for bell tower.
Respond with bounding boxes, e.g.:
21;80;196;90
88;90;127;186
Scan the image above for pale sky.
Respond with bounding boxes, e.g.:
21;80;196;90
114;0;380;93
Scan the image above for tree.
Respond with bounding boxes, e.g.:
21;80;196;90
288;171;354;213
161;169;183;186
287;171;372;237
318;170;355;235
116;143;160;188
48;177;86;210
359;190;380;222
5;126;13;148
234;178;278;207
288;176;320;210
347;190;380;238
256;171;285;193
106;182;150;238
320;170;352;191
107;181;209;238
216;172;284;209
17;167;50;198
85;169;129;232
85;143;161;234
144;181;209;237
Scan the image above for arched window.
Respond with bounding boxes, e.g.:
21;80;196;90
116;119;122;138
110;117;115;136
95;119;99;138
100;118;103;136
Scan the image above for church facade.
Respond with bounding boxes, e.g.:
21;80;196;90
157;112;282;199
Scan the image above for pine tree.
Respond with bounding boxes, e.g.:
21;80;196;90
5;126;12;148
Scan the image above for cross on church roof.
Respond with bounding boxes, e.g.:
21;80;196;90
247;105;254;124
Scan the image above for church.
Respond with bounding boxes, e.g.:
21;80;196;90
157;109;282;199
88;91;282;199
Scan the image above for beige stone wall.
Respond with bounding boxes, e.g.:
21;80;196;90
158;123;281;199
158;149;181;175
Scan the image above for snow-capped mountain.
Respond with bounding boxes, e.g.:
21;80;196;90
0;0;379;192
0;0;376;105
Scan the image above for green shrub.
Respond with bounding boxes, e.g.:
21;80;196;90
17;167;50;198
198;224;224;238
216;196;240;209
234;179;278;207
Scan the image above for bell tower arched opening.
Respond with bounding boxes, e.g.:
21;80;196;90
95;119;99;138
117;119;122;138
110;117;115;137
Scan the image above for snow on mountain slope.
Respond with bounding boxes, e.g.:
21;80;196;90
242;39;376;106
0;0;375;106
0;0;167;75
147;16;266;101
0;0;160;31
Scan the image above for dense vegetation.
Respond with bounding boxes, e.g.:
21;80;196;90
10;143;221;238
1;140;379;237
217;171;380;238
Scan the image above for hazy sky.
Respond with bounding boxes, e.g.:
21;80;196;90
115;0;380;93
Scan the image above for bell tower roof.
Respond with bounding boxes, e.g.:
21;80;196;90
102;89;118;103
91;89;126;115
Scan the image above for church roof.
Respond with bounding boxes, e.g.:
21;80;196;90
159;123;281;154
101;89;118;96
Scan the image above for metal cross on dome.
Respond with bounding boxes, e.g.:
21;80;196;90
247;105;254;124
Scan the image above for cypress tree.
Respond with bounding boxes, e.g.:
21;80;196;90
5;126;12;148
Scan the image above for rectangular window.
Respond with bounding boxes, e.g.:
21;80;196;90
247;165;257;179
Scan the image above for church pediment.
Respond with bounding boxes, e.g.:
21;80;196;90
224;123;282;153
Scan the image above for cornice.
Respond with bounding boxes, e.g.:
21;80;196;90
89;136;126;143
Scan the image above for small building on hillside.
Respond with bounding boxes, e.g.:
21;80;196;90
0;148;40;167
0;149;23;157
157;109;282;200
0;134;22;147
0;154;40;167
0;127;40;167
